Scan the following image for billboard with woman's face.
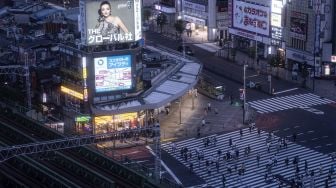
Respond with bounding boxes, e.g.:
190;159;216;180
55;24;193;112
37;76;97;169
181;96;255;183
81;0;142;45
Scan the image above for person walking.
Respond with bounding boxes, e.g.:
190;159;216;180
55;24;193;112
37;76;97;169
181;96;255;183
257;153;260;167
229;137;232;147
293;132;297;142
285;157;289;168
207;102;211;112
189;162;193;173
222;174;226;187
202;118;206;127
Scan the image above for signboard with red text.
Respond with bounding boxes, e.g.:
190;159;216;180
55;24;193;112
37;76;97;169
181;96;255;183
233;0;270;36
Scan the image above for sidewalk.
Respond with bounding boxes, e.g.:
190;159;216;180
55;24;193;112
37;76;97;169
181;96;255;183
150;23;336;101
159;92;244;142
215;48;336;101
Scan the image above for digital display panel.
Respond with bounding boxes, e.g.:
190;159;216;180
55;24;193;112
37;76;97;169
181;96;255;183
82;0;142;45
94;55;132;92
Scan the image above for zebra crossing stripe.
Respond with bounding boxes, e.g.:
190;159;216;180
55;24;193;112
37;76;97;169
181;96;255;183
162;128;336;187
248;93;334;114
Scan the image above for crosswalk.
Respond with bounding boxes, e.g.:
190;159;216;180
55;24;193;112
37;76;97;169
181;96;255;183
193;43;221;53
162;128;336;188
248;93;335;114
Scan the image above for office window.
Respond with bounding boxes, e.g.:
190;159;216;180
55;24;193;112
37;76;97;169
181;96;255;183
308;0;313;8
291;38;306;50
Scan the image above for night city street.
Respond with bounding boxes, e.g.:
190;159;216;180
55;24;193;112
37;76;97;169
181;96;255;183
0;0;336;188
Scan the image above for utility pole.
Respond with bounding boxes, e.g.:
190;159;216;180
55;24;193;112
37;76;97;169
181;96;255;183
153;122;161;183
243;64;248;124
268;75;272;94
24;52;31;110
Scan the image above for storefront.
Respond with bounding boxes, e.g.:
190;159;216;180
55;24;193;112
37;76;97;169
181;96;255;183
94;112;144;134
75;115;92;134
285;48;317;80
181;0;208;40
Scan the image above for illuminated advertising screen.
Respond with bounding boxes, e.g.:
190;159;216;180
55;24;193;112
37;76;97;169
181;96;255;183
94;55;132;92
83;0;142;45
233;0;270;36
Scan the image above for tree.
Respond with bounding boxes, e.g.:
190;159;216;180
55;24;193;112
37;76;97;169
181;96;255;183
143;9;151;22
174;20;184;38
156;13;167;33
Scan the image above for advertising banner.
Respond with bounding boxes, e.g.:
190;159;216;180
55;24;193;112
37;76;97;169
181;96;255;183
83;0;142;45
290;11;307;40
233;0;270;36
94;55;132;92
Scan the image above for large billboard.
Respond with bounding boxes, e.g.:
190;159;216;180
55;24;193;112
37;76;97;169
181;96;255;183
94;55;132;92
83;0;142;45
233;0;270;36
290;11;307;40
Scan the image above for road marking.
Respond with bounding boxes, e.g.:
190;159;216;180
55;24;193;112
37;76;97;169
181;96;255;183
300;140;306;143
314;146;322;149
294;126;300;129
283;128;290;131
322;136;329;138
307;130;315;134
273;88;298;95
312;138;318;141
326;143;333;146
297;133;304;135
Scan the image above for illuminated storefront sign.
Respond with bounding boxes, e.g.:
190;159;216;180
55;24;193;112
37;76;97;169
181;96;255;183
183;15;206;26
94;54;132;92
233;0;270;36
61;86;84;100
82;57;88;101
271;0;283;14
271;13;281;27
290;11;307;40
81;0;142;45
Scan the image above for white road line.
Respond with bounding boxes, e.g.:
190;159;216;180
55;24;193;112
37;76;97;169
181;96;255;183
312;138;318;141
273;88;298;95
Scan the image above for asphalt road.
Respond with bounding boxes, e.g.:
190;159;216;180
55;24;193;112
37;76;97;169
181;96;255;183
146;30;336;155
257;103;336;154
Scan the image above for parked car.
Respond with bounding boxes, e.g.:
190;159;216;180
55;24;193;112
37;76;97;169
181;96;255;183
177;45;194;56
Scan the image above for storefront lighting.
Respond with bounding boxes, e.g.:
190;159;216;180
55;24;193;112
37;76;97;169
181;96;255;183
325;65;330;76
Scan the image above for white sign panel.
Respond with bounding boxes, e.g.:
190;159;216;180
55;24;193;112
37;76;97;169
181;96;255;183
183;15;206;26
233;0;270;36
271;0;283;14
271;13;281;27
183;1;206;12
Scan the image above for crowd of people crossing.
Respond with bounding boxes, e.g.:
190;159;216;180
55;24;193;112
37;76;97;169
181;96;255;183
163;127;336;187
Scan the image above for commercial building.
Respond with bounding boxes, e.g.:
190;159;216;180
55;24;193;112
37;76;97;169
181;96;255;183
284;0;334;78
58;0;201;134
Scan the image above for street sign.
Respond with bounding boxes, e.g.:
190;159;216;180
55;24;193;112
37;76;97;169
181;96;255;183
331;55;336;63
